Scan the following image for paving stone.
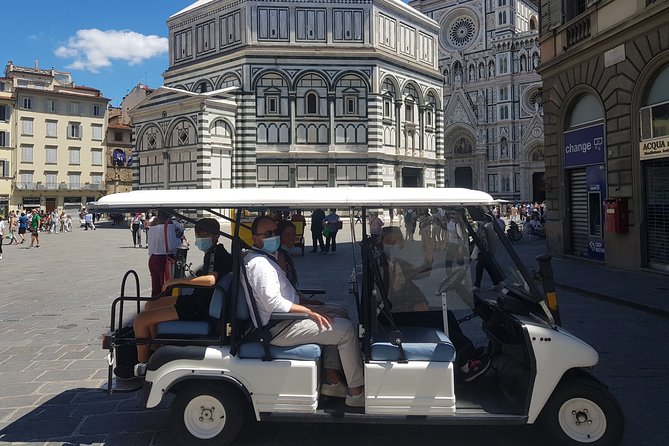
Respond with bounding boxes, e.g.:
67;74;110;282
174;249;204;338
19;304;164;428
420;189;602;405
1;383;42;398
69;401;120;418
0;415;82;442
0;394;44;409
35;369;101;382
103;432;155;446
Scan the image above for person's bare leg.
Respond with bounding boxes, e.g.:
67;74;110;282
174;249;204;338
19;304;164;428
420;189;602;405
134;306;179;363
144;296;178;312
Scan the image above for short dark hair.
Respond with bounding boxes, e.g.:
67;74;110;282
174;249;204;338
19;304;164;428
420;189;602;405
277;219;295;235
251;215;275;235
195;218;220;236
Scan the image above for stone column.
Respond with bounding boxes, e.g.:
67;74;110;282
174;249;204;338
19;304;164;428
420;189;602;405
395;99;403;155
328;93;336;150
289;93;297;147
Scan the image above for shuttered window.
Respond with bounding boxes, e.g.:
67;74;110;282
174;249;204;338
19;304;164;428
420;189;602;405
569;168;589;257
645;158;669;269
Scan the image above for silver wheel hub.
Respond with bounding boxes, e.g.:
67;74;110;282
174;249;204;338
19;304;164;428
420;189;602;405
558;398;607;443
184;395;227;439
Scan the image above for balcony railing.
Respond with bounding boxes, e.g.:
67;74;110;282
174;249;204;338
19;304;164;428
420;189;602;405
15;182;105;191
565;15;591;49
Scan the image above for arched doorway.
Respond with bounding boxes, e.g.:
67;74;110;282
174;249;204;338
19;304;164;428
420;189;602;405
564;93;606;260
454;167;473;189
532;172;546;202
640;64;669;271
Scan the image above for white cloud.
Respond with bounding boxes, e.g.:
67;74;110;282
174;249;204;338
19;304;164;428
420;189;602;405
55;29;168;72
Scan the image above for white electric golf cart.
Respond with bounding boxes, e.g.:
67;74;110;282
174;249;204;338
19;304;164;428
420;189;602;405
98;187;623;446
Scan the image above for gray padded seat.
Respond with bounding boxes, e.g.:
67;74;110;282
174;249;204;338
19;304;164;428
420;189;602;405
155;273;232;338
155;266;322;361
238;342;321;361
371;326;456;362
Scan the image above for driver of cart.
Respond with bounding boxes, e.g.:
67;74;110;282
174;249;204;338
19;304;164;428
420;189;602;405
376;226;433;312
244;215;365;407
378;225;491;382
132;218;233;376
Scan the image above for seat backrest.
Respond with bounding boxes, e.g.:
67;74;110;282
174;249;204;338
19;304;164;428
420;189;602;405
208;272;234;320
293;220;305;239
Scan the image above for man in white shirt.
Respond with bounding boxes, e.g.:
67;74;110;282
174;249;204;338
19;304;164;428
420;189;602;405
84;211;95;230
244;215;365;407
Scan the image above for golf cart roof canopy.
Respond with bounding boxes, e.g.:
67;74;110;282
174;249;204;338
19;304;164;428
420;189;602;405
93;187;496;210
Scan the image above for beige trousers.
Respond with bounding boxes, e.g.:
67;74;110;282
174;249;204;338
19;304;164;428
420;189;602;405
270;304;364;388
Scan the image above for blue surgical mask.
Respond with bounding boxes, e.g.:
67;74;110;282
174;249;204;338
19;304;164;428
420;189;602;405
195;237;214;252
261;235;281;254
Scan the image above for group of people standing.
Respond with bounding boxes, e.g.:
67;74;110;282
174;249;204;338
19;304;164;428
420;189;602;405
0;209;77;258
310;209;342;253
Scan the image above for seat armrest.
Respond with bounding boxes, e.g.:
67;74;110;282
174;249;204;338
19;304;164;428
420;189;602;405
300;289;326;297
269;312;310;321
159;284;215;298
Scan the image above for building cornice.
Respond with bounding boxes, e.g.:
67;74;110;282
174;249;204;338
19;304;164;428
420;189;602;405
537;1;669;77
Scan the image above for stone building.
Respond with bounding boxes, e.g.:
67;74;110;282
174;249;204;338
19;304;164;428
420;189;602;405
3;62;109;214
538;0;669;272
130;0;444;190
411;0;544;201
0;76;13;216
105;108;133;195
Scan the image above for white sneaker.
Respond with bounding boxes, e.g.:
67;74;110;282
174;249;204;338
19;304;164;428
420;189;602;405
134;362;147;377
345;391;365;407
321;381;347;398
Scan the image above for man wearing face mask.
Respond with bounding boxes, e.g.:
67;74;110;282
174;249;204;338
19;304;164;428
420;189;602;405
244;215;365;407
132;218;232;376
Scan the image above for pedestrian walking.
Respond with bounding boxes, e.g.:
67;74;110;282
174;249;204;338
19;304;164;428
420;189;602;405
84;210;96;230
0;215;5;260
8;211;19;244
322;208;341;253
29;209;41;248
310;208;325;253
130;212;144;247
17;212;28;243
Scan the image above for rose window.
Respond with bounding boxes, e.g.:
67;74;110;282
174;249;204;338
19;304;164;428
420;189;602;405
448;17;476;48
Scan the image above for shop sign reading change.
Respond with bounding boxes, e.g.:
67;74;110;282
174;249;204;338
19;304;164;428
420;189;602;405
640;136;669;160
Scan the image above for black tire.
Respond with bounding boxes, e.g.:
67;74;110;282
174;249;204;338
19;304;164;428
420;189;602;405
539;378;624;446
171;382;245;446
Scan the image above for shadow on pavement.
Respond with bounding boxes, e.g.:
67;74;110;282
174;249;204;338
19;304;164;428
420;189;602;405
0;388;171;445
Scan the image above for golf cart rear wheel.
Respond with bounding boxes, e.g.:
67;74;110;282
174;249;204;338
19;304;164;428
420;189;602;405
171;382;244;446
540;378;624;445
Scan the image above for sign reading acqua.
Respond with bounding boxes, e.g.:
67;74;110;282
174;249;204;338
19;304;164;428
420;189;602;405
564;123;606;168
640;136;669;161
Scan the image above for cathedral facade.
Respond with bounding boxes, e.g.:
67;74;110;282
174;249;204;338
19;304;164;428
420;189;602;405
411;0;544;202
130;0;445;190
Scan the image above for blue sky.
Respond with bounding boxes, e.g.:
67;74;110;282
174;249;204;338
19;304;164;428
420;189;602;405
2;1;187;106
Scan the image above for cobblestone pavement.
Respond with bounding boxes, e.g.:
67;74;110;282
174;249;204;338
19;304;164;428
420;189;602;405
0;220;666;445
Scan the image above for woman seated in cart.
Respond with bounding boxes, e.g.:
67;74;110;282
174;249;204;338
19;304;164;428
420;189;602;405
132;218;233;375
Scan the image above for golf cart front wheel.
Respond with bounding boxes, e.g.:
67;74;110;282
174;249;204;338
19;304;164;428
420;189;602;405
540;378;624;446
171;382;245;446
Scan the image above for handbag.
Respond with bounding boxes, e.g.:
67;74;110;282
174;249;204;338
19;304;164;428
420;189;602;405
322;225;330;237
336;220;343;230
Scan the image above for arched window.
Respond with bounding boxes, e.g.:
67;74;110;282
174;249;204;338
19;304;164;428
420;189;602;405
641;65;669;139
404;84;419;123
306;92;318;114
382;79;396;119
530;16;537;30
569;94;604;128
